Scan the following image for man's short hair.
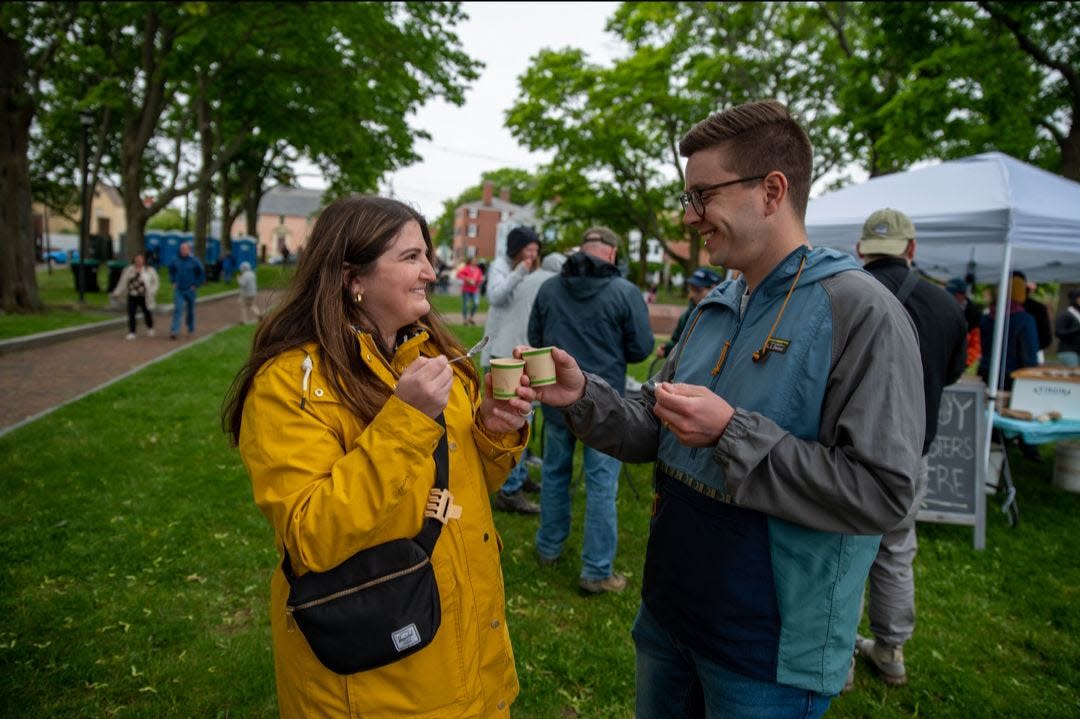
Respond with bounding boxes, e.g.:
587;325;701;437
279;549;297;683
678;99;813;220
858;208;915;257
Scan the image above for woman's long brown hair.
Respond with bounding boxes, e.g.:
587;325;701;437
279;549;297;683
222;195;477;445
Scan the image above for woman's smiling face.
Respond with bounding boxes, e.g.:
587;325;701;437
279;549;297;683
357;220;437;343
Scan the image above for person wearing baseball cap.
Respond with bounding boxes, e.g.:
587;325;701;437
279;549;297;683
851;208;968;690
657;268;722;359
527;225;654;594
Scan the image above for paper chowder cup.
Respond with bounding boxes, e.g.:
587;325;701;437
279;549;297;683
489;358;526;399
521;346;557;386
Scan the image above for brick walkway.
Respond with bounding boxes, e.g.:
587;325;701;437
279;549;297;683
0;294;680;438
0;291;276;438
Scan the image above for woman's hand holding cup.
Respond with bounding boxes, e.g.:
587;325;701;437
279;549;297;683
513;346;585;408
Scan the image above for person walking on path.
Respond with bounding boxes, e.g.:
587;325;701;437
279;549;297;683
168;241;205;339
455;256;484;325
517;99;923;716
528;228;654;594
237;262;261;324
110;252;159;340
851;208;968;690
484;226;543;514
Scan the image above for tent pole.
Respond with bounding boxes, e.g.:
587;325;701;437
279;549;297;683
982;244;1013;496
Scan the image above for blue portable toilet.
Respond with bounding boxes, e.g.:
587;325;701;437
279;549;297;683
233;237;258;268
144;232;163;266
205;237;221;266
160;232;182;268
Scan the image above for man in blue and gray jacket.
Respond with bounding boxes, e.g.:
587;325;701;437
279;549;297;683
167;241;205;340
517;100;923;717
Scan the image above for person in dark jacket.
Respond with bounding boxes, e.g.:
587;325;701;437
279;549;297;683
979;277;1042;464
1012;271;1052;358
946;276;983;370
167;241;205;339
656;267;721;358
851;208;968;689
1054;288;1080;367
527;227;654;594
979;277;1040;391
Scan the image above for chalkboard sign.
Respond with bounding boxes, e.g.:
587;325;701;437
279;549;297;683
918;380;986;549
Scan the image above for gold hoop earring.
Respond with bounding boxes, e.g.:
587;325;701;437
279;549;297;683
355;291;363;304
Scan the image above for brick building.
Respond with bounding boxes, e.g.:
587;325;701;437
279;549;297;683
452;181;537;261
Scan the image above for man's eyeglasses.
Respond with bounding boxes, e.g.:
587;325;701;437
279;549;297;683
678;175;767;216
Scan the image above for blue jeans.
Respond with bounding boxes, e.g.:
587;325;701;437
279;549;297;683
499;457;529;494
461;290;479;320
535;419;621;580
171;287;197;334
633;604;830;719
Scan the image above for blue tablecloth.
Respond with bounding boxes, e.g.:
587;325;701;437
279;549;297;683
992;413;1080;445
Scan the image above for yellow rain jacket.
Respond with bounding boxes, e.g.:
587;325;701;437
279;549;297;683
240;329;524;718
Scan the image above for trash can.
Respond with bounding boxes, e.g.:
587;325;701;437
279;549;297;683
106;260;128;293
72;260;101;293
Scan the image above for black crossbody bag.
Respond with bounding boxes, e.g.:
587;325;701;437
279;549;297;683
281;413;459;675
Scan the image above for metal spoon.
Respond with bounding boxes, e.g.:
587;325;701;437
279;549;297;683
448;335;489;364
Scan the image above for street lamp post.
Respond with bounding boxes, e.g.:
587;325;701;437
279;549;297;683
77;110;94;303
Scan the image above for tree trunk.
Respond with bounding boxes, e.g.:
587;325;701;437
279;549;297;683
0;29;42;313
636;227;648;287
121;162;149;265
244;176;266;238
192;79;212;259
219;162;233;252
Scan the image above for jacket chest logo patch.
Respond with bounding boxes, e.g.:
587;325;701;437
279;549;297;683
765;338;790;354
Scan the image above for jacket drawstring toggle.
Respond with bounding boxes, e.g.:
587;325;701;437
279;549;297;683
299;355;313;409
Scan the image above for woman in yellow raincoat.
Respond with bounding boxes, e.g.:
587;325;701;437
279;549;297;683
224;195;529;717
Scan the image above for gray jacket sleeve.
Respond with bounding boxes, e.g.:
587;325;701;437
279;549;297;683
715;272;924;534
561;358;676;463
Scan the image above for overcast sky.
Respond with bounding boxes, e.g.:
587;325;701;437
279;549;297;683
298;1;625;221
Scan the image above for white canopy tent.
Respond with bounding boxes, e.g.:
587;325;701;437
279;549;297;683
805;151;1080;284
805;151;1080;516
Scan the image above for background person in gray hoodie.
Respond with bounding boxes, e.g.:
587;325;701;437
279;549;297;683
484;226;543;514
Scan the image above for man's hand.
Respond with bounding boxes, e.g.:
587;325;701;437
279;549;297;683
477;372;533;434
395;356;453;419
513;346;585;408
652;382;735;447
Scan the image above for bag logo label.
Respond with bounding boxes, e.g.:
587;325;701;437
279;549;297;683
392;623;422;652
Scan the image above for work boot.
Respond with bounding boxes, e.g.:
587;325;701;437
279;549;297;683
856;636;907;686
492;490;540;515
579;572;627;595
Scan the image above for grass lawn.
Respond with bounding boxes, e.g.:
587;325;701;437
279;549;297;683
1;324;1078;717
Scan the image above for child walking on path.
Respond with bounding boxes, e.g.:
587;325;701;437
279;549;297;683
237;262;261;324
